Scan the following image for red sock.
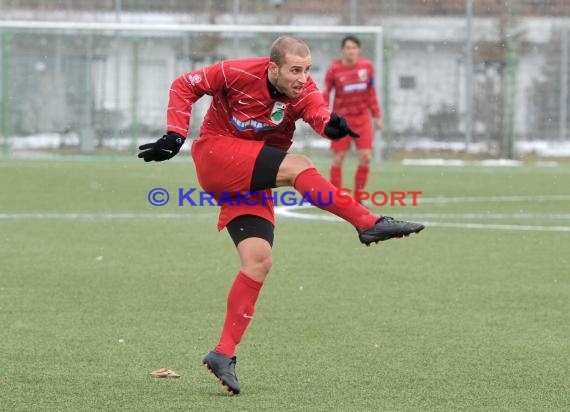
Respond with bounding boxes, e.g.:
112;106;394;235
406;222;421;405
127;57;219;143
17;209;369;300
293;167;378;229
215;271;263;357
330;166;342;188
355;165;369;193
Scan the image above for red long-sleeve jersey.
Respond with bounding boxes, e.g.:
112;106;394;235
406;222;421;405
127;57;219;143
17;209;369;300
322;58;381;119
166;57;331;151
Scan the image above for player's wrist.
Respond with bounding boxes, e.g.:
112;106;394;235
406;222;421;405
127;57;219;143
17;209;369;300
165;131;186;141
163;132;186;149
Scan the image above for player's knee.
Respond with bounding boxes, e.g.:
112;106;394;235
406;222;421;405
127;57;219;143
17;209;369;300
277;154;314;185
258;254;273;275
332;152;346;167
244;254;272;281
293;154;313;171
359;152;372;165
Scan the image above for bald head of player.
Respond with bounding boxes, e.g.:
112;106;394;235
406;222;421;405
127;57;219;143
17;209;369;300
268;36;312;99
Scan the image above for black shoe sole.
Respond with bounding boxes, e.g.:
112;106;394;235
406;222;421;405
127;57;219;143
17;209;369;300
202;362;240;395
360;226;424;247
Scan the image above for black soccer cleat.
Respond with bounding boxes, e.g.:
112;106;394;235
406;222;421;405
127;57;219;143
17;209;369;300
357;216;424;246
202;351;240;395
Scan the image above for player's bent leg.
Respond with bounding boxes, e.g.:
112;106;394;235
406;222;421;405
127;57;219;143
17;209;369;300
278;156;379;229
256;147;425;246
280;156;425;245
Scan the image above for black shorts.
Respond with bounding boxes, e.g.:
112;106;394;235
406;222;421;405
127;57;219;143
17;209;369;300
250;145;287;191
226;214;275;247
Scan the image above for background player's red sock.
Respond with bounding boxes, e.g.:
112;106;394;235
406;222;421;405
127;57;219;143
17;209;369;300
293;167;378;230
330;165;342;188
355;165;370;193
215;271;263;357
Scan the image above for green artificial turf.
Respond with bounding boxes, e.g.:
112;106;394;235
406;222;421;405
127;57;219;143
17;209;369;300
0;159;568;411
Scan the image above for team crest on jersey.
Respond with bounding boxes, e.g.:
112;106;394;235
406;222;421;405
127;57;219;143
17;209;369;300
270;102;287;125
358;69;368;81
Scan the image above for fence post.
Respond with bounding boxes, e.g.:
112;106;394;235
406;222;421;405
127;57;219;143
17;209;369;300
79;33;96;154
464;0;473;153
131;38;140;154
373;29;383;163
1;31;12;157
500;1;518;160
381;35;392;162
560;27;568;142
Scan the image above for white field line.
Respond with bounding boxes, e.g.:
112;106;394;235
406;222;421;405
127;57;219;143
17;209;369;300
0;212;216;221
1;210;569;232
419;221;570;232
273;206;570;232
1;194;570;232
275;206;342;222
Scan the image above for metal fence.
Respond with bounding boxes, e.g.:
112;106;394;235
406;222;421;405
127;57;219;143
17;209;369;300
0;23;381;155
378;0;570;158
1;0;569;159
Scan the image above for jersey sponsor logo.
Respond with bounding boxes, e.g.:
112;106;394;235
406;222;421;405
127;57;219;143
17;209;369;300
231;115;274;132
343;82;368;93
270;101;286;125
358;69;368;81
189;74;202;86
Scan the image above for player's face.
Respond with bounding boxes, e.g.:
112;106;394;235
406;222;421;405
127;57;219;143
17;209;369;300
274;53;312;99
342;40;361;65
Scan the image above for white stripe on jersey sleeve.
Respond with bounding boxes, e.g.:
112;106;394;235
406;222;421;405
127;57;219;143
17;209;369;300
221;61;229;88
202;67;211;89
229;66;262;80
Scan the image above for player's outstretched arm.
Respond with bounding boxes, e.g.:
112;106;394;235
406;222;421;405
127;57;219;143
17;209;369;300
137;132;185;162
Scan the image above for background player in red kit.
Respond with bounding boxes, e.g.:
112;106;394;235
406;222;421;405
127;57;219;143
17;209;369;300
323;35;383;195
138;36;423;395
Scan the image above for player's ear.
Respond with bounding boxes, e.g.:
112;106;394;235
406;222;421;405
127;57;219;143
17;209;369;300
268;61;279;76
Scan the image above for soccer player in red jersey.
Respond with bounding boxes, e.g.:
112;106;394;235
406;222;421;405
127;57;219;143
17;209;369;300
323;35;383;196
138;36;423;395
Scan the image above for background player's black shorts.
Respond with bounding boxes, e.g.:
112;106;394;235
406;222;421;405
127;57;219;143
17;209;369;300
227;214;275;247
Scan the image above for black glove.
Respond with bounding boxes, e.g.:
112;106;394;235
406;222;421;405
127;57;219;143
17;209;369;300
138;132;185;162
324;112;360;140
